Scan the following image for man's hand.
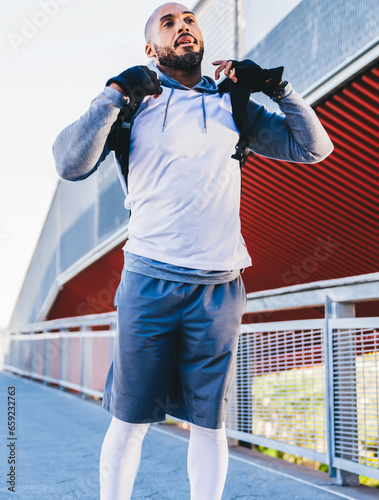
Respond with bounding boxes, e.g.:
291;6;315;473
106;66;162;108
212;59;284;97
213;60;238;83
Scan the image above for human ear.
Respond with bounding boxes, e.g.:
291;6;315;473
145;43;156;59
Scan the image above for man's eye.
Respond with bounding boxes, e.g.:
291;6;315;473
163;21;173;27
186;18;195;23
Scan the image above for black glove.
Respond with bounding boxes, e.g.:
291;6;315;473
106;65;162;108
229;59;284;97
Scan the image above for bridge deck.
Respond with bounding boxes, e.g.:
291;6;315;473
0;371;377;500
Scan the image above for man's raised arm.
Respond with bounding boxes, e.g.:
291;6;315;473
52;87;125;181
52;66;162;182
247;83;334;164
213;59;333;164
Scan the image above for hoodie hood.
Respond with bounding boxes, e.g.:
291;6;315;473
148;63;219;94
147;63;219;132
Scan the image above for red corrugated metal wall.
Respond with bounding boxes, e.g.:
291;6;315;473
47;243;124;320
47;62;379;320
240;62;379;294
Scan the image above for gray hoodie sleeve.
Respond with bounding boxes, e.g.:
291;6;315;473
247;82;334;163
52;87;126;181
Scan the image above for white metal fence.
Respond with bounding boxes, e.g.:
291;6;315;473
2;273;379;484
227;320;327;464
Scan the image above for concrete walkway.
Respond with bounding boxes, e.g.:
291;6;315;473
0;371;378;500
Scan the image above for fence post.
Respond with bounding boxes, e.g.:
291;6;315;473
109;319;117;362
325;296;337;478
237;332;252;447
80;325;90;398
59;328;68;391
42;329;49;385
325;296;360;486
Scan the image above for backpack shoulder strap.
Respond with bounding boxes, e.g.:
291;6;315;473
107;104;138;188
218;78;251;168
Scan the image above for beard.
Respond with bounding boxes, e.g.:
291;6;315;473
154;41;204;70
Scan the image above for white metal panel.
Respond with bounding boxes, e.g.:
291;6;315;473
243;0;303;54
195;0;237;78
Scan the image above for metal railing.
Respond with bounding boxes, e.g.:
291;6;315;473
2;313;117;399
2;273;379;484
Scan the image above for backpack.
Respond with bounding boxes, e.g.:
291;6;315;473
107;79;251;189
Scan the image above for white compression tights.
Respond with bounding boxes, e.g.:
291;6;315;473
99;417;229;500
187;422;229;500
99;417;150;500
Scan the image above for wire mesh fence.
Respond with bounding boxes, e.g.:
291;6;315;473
226;321;327;463
330;323;379;477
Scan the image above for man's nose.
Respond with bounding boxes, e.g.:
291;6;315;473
177;21;190;34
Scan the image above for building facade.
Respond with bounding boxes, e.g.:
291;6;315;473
9;0;379;328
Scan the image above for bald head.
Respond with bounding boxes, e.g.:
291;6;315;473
145;2;191;43
144;2;204;76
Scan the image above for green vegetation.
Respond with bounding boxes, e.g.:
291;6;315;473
251;365;326;453
248;352;379;488
253;445;379;487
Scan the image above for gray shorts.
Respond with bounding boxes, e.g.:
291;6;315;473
102;269;247;429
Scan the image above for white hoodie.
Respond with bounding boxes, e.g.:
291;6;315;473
121;79;252;270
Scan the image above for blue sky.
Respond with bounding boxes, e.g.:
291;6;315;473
0;0;197;330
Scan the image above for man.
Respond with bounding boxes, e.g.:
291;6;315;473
53;3;333;499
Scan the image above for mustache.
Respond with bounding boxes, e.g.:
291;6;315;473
174;34;198;47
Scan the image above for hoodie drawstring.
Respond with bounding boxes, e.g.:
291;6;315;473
162;87;174;132
162;87;207;133
202;92;207;133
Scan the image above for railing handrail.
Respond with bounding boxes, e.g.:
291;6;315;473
246;272;379;313
7;330;116;340
4;272;379;335
9;315;379;338
246;271;379;299
5;311;117;335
